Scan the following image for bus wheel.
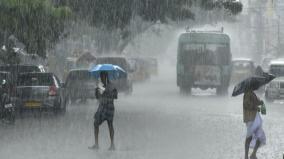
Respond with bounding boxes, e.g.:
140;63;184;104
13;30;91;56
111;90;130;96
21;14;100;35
216;86;228;96
179;86;191;95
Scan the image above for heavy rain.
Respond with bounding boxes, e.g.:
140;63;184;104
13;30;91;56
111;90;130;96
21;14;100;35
0;0;284;159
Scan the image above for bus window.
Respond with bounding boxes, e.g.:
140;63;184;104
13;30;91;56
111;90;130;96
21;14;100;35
181;43;230;65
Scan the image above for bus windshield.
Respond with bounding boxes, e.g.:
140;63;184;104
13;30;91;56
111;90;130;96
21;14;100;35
232;61;254;72
180;43;230;65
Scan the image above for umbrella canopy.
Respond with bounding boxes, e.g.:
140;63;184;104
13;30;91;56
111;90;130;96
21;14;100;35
89;64;127;80
232;75;275;96
255;65;275;83
261;72;275;83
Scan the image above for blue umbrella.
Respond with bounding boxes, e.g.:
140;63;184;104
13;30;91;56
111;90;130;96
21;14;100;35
89;64;127;79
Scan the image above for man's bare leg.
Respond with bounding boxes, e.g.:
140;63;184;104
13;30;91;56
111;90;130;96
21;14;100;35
107;121;115;150
95;126;99;147
245;136;252;159
89;125;99;149
250;139;260;159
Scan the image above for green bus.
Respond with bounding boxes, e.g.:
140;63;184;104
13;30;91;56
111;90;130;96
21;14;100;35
177;31;232;95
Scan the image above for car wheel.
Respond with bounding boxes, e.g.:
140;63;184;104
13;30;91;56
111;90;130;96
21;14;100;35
179;86;191;95
54;98;66;115
60;98;67;114
216;86;228;96
4;110;16;124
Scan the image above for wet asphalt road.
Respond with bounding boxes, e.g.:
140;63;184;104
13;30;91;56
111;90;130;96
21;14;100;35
0;61;284;159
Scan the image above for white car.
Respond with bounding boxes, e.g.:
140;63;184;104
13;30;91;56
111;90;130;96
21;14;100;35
265;77;284;102
269;59;284;77
231;58;255;84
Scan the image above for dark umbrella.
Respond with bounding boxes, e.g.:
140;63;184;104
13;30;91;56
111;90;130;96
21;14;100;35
232;75;275;96
262;72;275;83
255;65;275;82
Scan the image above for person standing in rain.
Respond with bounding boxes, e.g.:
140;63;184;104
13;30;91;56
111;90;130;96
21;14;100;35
89;71;117;150
243;87;265;159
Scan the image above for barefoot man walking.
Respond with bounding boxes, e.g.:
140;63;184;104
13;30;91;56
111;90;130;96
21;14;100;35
243;89;265;159
89;71;117;150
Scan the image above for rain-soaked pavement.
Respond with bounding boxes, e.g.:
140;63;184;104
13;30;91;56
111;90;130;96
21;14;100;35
1;61;284;159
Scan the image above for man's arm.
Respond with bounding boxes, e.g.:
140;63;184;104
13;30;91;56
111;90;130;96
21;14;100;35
95;88;102;99
252;92;263;106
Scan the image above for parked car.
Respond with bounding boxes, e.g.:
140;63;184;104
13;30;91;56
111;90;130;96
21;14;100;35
0;64;45;96
95;57;133;94
268;59;284;77
65;69;97;104
0;64;45;73
16;72;66;114
147;57;158;76
0;64;45;83
62;57;78;81
231;58;255;84
128;57;150;82
265;77;284;102
261;57;274;72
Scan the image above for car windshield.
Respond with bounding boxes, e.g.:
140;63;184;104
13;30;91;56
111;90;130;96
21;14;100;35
233;61;253;70
18;74;54;86
269;65;284;77
96;58;128;70
0;65;41;73
68;71;94;81
181;43;230;65
0;73;9;80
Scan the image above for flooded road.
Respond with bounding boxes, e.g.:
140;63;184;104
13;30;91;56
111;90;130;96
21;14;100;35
1;61;284;159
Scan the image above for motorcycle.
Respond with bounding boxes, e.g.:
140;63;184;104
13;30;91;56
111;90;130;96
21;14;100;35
1;93;16;124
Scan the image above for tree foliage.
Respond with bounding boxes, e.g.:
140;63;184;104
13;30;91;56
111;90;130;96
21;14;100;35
56;0;242;53
0;0;71;57
58;0;242;30
0;0;242;57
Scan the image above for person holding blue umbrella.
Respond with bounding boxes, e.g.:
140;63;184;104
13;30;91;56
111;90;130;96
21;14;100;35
89;71;117;150
89;64;127;80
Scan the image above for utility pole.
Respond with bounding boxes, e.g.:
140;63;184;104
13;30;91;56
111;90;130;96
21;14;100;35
277;15;280;57
254;5;265;63
246;0;253;58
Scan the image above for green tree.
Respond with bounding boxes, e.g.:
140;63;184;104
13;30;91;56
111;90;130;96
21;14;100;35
58;0;242;29
0;0;71;58
56;0;242;54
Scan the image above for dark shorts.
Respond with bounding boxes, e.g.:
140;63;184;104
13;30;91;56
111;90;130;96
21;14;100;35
94;104;114;126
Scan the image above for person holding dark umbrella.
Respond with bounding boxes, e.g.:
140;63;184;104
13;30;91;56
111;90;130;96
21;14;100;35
232;72;275;159
243;87;264;159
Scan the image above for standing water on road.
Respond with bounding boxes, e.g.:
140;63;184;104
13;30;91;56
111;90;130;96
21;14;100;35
1;29;284;158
